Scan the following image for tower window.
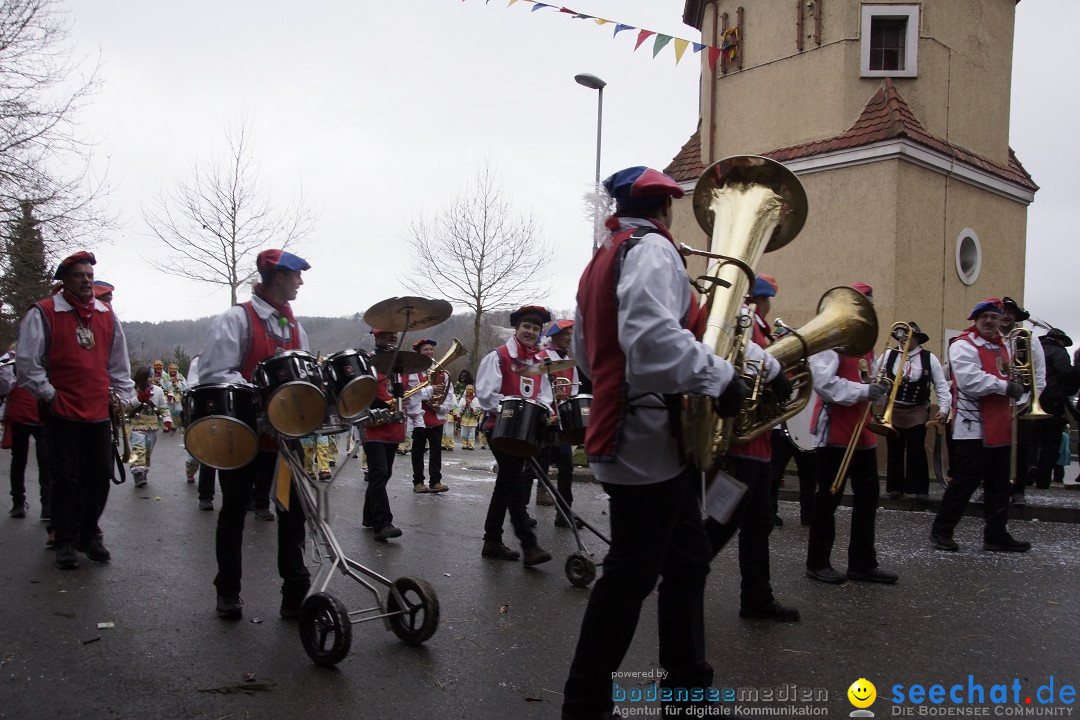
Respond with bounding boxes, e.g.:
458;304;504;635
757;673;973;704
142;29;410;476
861;5;919;78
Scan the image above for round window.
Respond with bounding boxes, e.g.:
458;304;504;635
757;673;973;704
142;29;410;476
955;229;982;286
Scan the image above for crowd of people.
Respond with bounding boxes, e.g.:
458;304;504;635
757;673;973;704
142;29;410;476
2;164;1079;717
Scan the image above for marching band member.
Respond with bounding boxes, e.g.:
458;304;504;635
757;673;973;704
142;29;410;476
186;354;218;511
998;296;1045;504
404;339;454;494
931;299;1030;553
475;304;553;566
537;318;579;527
562;166;746;719
197;248;312;619
16;251;138;570
804;282;898;585
1035;329;1080;488
127;366;172;488
874;322;951;501
2;347;51;522
706;275;799;622
362;328;408;541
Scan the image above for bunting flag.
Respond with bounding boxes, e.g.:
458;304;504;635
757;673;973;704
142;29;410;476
460;0;731;67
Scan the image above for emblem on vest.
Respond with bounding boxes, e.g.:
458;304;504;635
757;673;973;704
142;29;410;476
858;357;869;380
520;376;534;397
996;355;1009;376
76;326;95;350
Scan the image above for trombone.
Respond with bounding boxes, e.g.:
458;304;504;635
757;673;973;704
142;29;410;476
865;322;915;437
1005;328;1050;421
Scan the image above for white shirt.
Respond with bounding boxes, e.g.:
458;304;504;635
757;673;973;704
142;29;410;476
16;292;136;406
0;353;15;396
872;344;952;416
949;333;1009;441
809;349;873;448
197;294;311;386
572;218;737;486
403;371;456;426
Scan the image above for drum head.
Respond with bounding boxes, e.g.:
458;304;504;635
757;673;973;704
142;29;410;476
266;382;326;437
784;397;817;452
186;417;259;470
335;376;377;419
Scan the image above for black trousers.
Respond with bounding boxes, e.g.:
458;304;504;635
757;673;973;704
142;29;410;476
563;469;713;719
362;441;398;529
885;423;930;495
214;449;309;596
410;424;443;485
1033;415;1066;489
806;446;880;572
9;422;51;513
197;463;217;501
484;446;538;549
932;441;1012;543
45;415;111;548
769;428;818;523
1013;420;1036;491
539;443;574;511
706;457;775;608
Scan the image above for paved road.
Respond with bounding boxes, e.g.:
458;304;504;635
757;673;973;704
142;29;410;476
1;432;1077;719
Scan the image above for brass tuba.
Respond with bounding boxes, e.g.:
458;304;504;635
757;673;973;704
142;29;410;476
865;321;915;437
733;286;879;444
679;155;808;475
1005;328;1050;420
402;338;469;404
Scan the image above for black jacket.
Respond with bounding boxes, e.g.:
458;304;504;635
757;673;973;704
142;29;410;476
1038;337;1080;416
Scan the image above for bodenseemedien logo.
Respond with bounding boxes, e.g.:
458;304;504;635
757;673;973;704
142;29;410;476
848;678;878;717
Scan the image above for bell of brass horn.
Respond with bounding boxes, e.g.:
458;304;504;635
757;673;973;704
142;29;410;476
679;155;808;476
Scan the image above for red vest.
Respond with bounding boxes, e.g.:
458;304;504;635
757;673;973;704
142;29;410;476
366;349;405;443
812;351;877;449
576;223;702;462
239;302;300;380
539;347;575;409
495;343;542;400
421;370;450;427
729;309;773;462
34;296;116;422
7;384;41;425
955;329;1012;447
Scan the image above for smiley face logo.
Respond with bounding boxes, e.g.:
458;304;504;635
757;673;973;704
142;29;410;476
847;678;876;709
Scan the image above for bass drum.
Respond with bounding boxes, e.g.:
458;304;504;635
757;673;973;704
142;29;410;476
254;350;326;437
322;349;377;419
185;384;261;470
782;396;818;453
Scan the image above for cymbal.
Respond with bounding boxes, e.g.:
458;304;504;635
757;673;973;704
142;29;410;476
515;358;577;376
363;297;452;333
369;350;433;375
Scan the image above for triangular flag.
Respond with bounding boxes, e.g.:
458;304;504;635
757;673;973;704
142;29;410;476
652;34;673;57
508;0;520;5
559;6;576;13
673;38;689;65
613;23;634;36
531;2;554;11
707;46;722;70
693;42;705;53
594;18;611;25
634;29;656;50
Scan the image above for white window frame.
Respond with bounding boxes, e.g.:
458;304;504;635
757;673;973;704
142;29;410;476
860;4;920;78
954;228;983;286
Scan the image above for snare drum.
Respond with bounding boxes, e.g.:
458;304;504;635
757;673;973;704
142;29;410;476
557;394;592;446
254;350;325;437
184;384;261;470
321;349;377;419
490;397;550;458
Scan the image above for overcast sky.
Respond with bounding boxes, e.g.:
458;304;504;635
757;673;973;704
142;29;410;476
65;1;1077;345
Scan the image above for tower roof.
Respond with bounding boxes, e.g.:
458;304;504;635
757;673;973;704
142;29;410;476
666;79;1037;192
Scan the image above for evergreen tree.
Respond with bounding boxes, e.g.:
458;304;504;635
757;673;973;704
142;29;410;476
0;201;53;348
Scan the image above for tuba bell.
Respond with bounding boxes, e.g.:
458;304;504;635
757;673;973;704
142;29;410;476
733;286;879;444
1005;328;1050;420
401;338;470;404
678;155;808;476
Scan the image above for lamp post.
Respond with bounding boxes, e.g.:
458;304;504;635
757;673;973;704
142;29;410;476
575;73;606;251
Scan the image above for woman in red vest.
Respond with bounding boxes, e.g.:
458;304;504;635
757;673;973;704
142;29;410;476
1;351;51;521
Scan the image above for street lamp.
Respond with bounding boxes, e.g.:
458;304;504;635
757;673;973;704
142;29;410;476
575;73;606;251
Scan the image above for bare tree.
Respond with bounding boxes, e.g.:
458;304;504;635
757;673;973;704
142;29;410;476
402;162;553;374
143;115;316;306
0;0;112;262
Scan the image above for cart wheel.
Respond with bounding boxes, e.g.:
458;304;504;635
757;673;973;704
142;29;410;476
386;576;440;646
299;592;352;667
565;552;596;588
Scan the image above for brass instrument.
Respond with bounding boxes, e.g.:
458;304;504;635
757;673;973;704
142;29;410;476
733;286;879;444
678;155;808;475
401;338;469;407
1005;327;1050;420
865;322;915;437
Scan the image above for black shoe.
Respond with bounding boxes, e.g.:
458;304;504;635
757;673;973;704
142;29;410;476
887;491;902;500
984;536;1031;553
9;502;27;519
481;540;520;561
930;533;959;552
55;544;79;570
76;538;111;563
216;593;243;619
847;567;899;584
554;513;569;528
1010;493;1026;507
773;514;784;527
253;507;275;521
280;581;310;619
373;524;402;541
199;498;214;511
526;514;537;528
739;600;801;622
40;507;51;520
805;566;847;584
522;545;552;567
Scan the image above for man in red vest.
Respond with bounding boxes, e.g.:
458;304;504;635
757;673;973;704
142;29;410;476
931;299;1029;553
805;282;897;585
562;166;747;719
536;318;579;527
197;248;313;619
16;251;137;570
1;347;51;521
475;304;554;566
404;338;454;494
362;328;408;540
